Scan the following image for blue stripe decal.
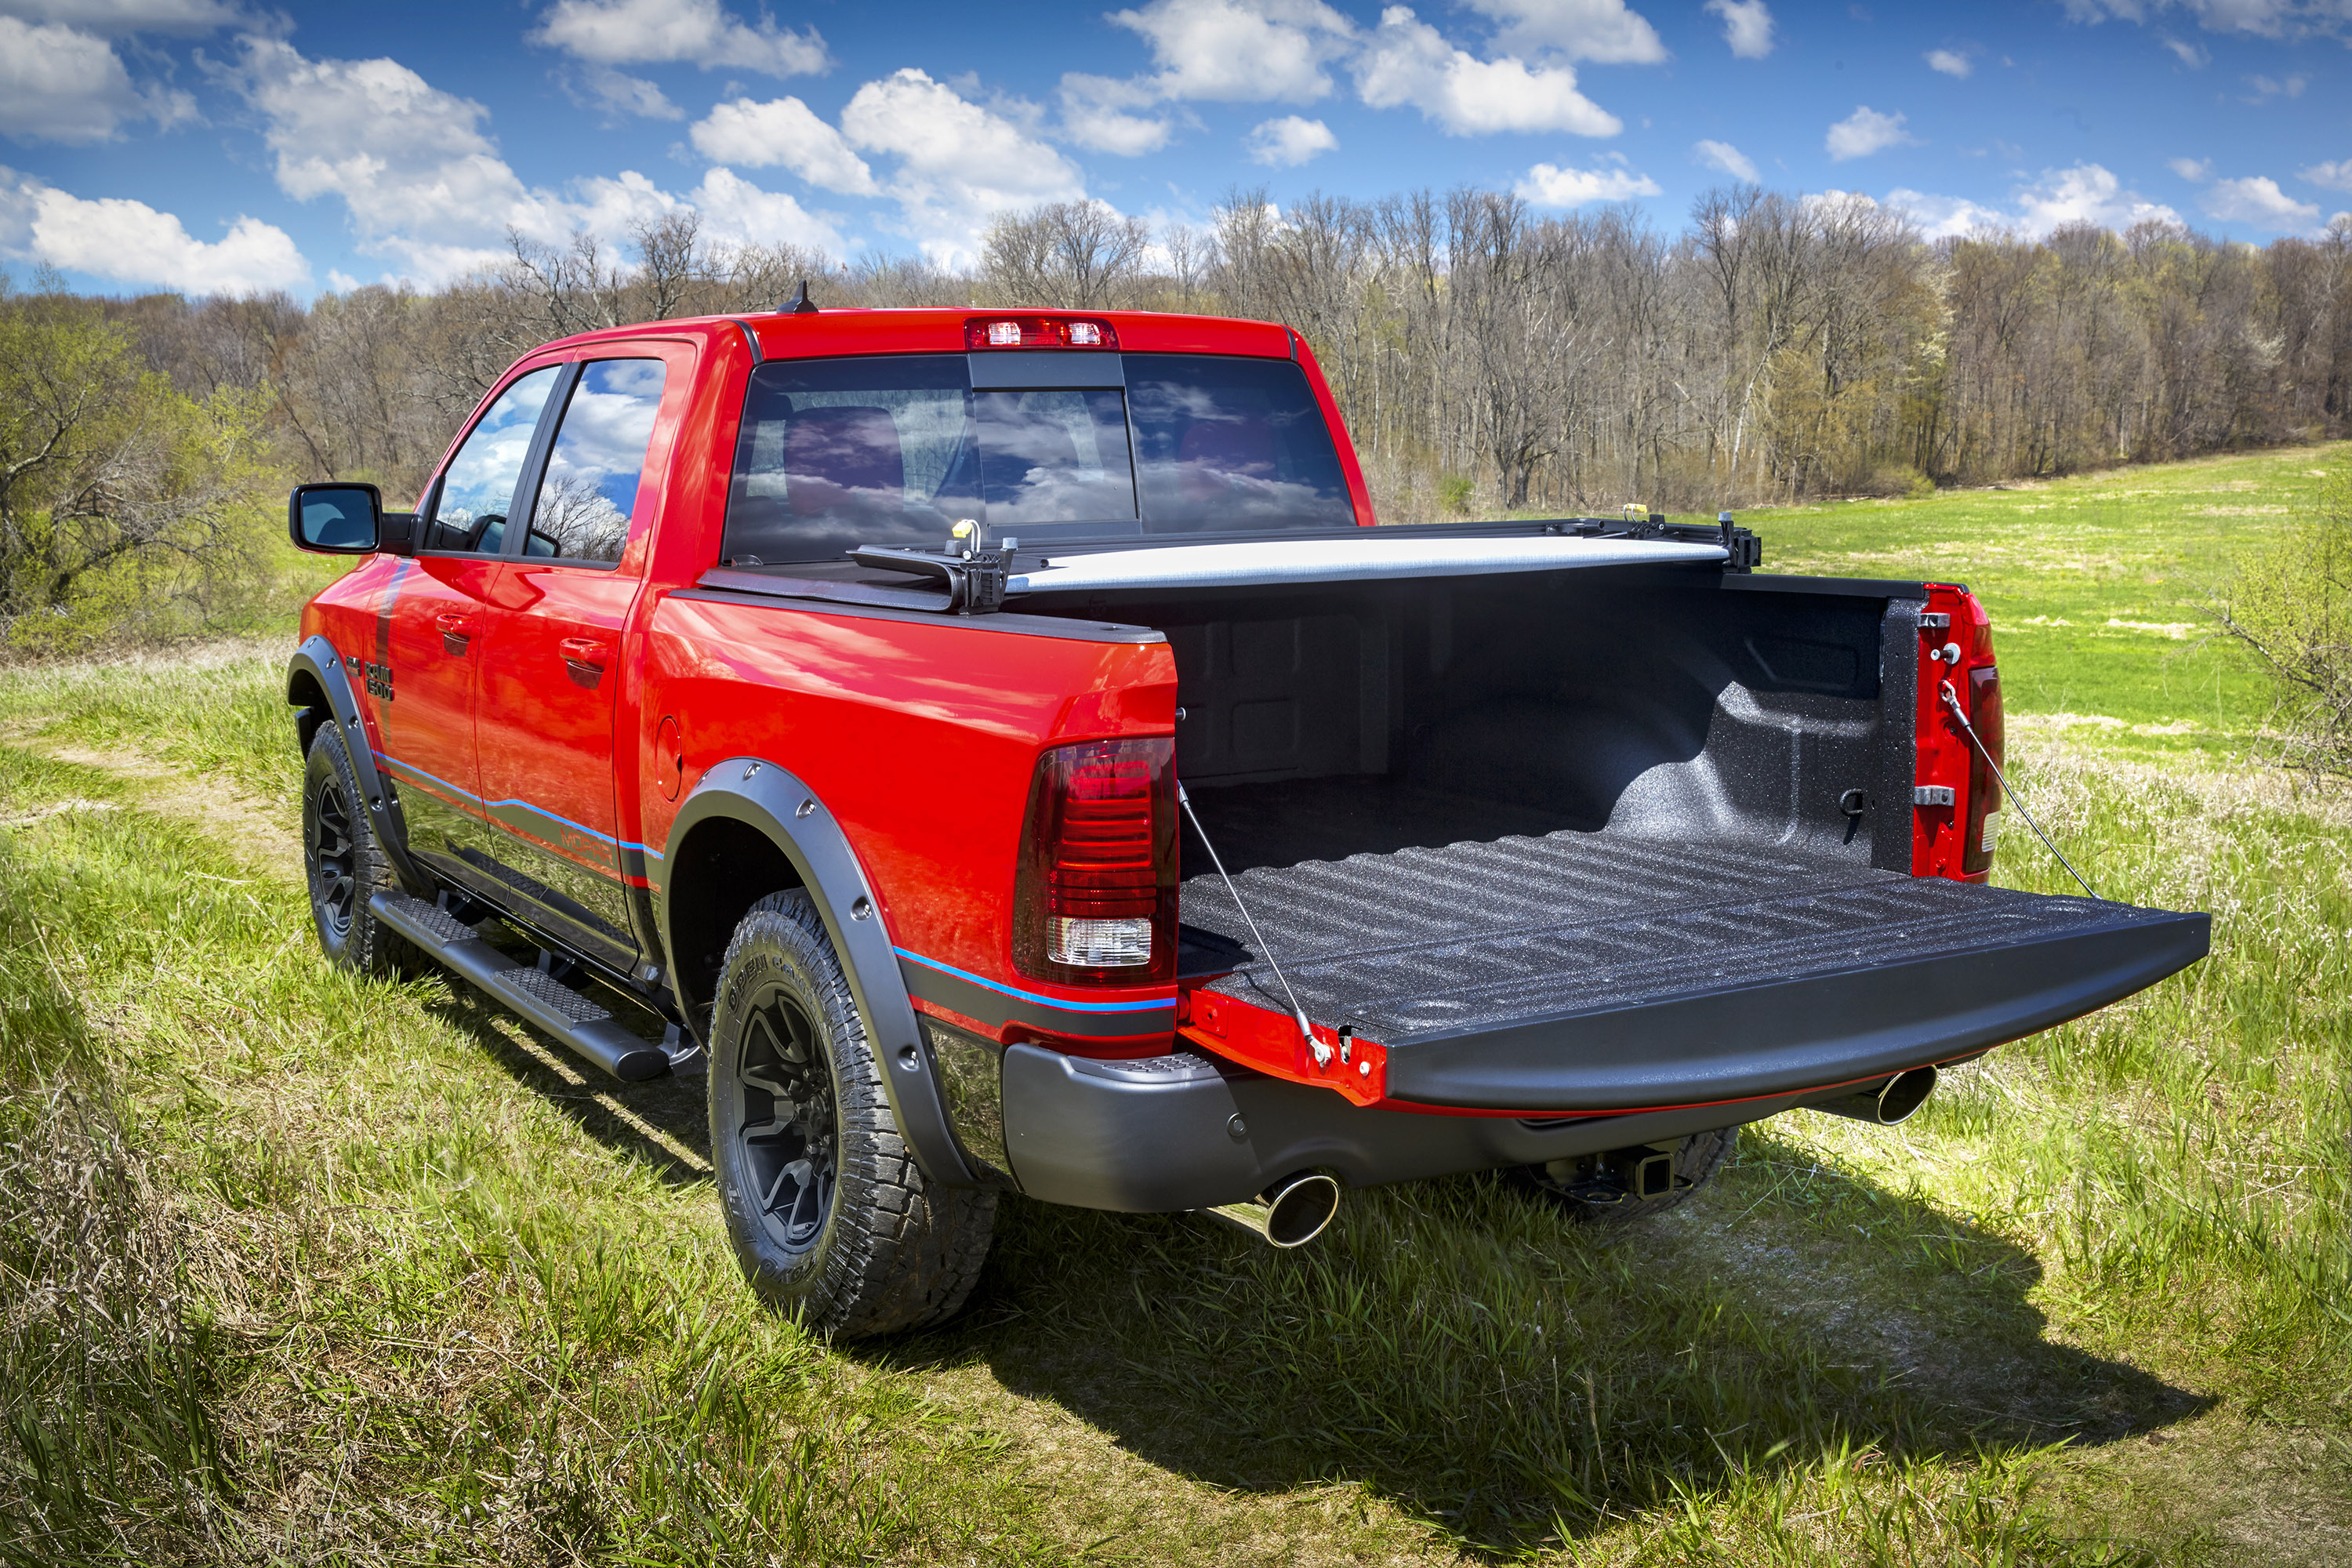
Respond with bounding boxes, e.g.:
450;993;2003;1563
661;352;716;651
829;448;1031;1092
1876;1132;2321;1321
372;750;661;858
894;947;1174;1013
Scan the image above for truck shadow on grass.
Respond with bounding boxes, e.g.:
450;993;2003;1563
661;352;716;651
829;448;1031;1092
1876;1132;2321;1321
431;999;2212;1555
898;1131;2209;1554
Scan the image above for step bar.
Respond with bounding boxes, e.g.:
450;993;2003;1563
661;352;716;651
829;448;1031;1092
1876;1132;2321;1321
371;891;691;1082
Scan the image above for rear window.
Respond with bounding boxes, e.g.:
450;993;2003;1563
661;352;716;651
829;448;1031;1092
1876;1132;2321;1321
720;352;1351;567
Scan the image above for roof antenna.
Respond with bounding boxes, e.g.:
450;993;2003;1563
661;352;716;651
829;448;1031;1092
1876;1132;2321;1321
785;278;818;314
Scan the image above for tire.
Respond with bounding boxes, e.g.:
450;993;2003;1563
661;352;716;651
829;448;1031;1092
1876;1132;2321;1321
302;724;421;979
707;890;996;1338
1518;1125;1740;1225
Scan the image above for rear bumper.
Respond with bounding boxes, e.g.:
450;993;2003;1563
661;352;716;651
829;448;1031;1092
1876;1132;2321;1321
1384;908;2213;1112
996;1043;1812;1213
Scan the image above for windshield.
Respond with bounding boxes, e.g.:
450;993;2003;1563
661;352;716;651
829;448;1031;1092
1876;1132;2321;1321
721;352;1352;567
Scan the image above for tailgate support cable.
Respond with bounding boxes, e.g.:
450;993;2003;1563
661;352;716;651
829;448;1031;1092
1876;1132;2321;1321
1176;781;1318;1050
1940;680;2100;901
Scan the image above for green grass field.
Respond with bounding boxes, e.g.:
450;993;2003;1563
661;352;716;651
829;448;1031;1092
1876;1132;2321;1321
3;445;2348;1565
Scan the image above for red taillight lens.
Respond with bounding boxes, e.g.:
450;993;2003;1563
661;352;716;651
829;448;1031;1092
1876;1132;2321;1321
1013;737;1175;985
1961;663;2003;876
964;315;1119;350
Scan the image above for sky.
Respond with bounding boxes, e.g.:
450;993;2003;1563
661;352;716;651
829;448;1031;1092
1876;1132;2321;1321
0;0;2346;299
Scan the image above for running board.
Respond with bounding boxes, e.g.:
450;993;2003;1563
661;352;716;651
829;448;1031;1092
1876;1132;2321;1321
370;891;684;1082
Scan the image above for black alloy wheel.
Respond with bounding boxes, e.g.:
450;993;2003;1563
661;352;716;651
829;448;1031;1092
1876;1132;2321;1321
300;723;419;978
733;986;840;1256
308;772;358;943
706;889;997;1338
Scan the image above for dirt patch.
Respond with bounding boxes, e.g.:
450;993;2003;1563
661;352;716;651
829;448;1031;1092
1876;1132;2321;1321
38;741;303;884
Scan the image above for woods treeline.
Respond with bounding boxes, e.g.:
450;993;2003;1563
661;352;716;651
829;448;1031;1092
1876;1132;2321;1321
5;183;2351;651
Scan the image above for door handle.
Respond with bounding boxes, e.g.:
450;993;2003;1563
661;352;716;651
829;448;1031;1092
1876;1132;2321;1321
559;637;609;666
436;612;474;655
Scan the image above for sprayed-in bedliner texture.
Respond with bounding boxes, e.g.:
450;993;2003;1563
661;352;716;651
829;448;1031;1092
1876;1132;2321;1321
1178;829;2183;1043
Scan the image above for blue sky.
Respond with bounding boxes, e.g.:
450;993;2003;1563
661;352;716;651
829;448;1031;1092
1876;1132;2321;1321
0;0;2344;298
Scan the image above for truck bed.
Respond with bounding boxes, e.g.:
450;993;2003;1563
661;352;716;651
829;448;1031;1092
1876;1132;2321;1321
1178;800;2209;1112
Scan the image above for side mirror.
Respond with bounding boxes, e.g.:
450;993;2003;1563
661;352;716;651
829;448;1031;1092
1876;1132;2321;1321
289;483;383;554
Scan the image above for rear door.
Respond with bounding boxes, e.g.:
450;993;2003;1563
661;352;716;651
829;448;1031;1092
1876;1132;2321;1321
470;350;684;971
374;364;563;884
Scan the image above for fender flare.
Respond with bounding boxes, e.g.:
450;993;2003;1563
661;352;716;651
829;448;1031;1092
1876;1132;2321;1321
662;757;978;1189
287;634;430;895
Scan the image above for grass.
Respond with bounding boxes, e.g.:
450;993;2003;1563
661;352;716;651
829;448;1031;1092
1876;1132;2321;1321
2;444;2349;1563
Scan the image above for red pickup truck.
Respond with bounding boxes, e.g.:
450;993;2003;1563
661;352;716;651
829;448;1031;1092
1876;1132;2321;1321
285;305;2208;1338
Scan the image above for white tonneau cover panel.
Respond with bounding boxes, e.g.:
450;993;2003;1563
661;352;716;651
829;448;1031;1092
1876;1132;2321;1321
1006;534;1726;595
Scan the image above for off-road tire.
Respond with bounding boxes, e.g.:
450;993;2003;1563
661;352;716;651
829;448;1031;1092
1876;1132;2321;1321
302;724;421;978
708;890;996;1338
1519;1125;1740;1225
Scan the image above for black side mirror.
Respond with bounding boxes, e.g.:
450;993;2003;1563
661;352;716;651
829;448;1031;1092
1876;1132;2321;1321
289;483;383;554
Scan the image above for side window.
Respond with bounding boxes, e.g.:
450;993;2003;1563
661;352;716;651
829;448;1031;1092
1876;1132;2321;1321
423;365;561;554
525;358;669;564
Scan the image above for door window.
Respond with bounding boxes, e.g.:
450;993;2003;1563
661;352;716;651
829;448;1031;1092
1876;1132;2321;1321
423;365;560;554
525;358;669;564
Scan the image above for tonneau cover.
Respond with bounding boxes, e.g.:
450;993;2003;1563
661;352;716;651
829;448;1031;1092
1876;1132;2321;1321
1007;534;1726;595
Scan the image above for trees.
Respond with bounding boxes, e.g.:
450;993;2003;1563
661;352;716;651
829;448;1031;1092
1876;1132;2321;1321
0;279;274;650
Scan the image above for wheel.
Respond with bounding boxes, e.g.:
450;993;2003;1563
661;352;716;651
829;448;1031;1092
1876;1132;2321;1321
707;890;996;1338
1518;1125;1740;1225
302;723;420;978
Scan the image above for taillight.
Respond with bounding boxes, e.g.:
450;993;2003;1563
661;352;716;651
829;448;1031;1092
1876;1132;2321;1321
1915;585;2000;882
1013;737;1176;985
965;315;1120;350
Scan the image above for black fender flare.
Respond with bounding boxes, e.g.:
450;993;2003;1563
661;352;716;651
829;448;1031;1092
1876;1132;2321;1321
662;757;978;1189
287;634;430;895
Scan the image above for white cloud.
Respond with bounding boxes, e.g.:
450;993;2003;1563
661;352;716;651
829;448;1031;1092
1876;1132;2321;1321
0;0;247;32
2168;155;2212;180
2161;35;2209;64
1702;0;1774;58
840;67;1085;263
1109;0;1357;102
1886;162;2183;240
691;96;877;194
232;37;673;281
0;16;191;143
529;0;829;78
1825;104;1915;162
2243;71;2305;100
1058;74;1174;156
1925;47;1971;76
2301;159;2352;192
2061;0;2320;40
1882;188;2009;238
238;36;538;270
687;166;847;256
1459;0;1668;64
1515;158;1661;205
1693;138;1756;180
2201;174;2321;230
2013;162;2179;233
0;167;308;291
1245;114;1338;165
1355;5;1620;136
572;66;681;120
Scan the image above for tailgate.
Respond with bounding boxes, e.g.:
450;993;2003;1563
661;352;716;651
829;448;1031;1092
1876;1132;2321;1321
1178;834;2209;1113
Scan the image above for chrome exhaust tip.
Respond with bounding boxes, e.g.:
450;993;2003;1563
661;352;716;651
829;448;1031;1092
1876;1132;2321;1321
1201;1171;1341;1248
1808;1065;1938;1125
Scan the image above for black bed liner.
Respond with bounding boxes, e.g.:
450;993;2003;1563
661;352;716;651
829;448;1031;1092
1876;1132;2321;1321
1178;822;2209;1112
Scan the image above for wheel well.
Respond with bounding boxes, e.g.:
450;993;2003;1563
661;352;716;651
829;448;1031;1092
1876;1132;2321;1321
664;815;805;1029
289;667;330;757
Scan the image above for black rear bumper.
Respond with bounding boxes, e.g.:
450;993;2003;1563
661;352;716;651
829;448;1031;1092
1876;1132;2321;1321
995;1042;1823;1214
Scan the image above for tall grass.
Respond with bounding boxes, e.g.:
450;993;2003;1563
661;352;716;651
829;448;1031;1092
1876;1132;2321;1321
2;596;2348;1558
